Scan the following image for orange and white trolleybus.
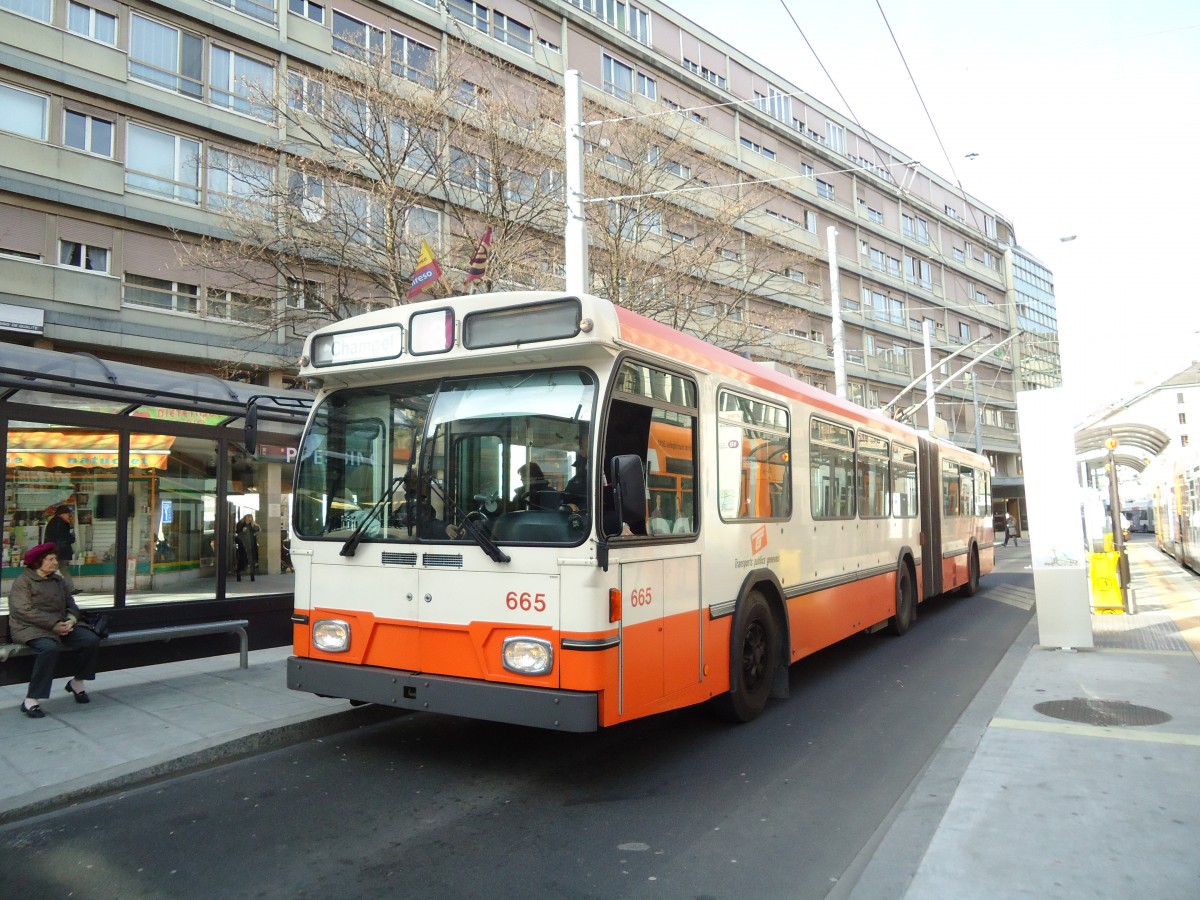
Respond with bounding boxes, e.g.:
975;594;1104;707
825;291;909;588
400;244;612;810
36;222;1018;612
286;292;994;730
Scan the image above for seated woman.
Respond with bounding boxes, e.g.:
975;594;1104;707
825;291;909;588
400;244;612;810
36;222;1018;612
9;542;102;719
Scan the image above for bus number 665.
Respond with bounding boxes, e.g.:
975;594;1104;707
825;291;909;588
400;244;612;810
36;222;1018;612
505;591;547;612
630;587;653;607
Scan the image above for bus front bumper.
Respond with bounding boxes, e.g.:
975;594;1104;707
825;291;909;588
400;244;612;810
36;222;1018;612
287;656;599;732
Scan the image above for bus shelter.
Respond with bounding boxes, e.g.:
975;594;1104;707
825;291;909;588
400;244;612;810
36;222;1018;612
1;344;311;678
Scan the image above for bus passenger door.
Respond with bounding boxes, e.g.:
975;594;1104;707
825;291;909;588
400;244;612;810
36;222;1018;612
919;441;943;598
619;555;701;714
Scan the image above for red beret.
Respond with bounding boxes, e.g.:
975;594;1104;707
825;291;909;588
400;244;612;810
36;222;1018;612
23;542;58;569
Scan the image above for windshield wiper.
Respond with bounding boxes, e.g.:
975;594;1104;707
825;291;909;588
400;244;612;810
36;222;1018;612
339;475;406;557
425;478;510;564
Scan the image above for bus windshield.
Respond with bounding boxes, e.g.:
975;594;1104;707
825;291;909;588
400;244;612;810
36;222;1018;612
294;369;596;546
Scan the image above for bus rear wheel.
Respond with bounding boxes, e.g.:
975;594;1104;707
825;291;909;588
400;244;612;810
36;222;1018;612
712;590;779;723
962;547;980;596
888;564;915;636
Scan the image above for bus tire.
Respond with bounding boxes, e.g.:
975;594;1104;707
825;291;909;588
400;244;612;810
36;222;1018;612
888;563;916;636
962;546;980;597
712;590;779;723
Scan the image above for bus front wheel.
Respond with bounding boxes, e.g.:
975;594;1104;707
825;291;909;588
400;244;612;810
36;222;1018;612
712;590;779;723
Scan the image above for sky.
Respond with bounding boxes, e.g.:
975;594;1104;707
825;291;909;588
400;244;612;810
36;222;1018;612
683;0;1200;410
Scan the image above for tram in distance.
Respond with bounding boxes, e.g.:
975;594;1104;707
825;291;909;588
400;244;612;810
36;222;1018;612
285;291;995;731
1154;452;1200;570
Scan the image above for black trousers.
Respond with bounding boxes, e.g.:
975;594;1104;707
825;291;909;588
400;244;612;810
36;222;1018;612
25;629;102;700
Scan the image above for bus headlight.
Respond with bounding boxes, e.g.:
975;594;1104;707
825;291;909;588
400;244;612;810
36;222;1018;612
502;637;553;675
312;619;351;652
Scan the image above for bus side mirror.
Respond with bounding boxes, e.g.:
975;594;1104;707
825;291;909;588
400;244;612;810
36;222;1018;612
610;454;647;527
244;402;259;454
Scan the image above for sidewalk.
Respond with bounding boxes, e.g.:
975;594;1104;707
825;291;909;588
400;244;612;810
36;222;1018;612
845;538;1200;900
2;539;1199;900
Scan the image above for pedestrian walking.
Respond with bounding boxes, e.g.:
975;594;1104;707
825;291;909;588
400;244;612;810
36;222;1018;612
235;513;260;582
1003;512;1019;547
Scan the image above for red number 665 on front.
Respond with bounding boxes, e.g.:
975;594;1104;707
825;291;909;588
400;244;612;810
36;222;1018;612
505;591;547;612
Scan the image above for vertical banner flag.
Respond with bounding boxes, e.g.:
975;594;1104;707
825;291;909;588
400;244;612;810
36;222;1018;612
407;241;444;301
463;226;493;289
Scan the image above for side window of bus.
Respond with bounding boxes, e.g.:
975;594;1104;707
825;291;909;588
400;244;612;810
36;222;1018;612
604;361;698;537
810;418;855;519
976;470;991;518
856;432;889;518
942;460;960;517
717;391;790;520
960;466;975;518
892;444;918;517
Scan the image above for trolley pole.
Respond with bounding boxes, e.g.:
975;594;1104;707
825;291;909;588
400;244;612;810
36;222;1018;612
564;69;588;296
827;226;847;400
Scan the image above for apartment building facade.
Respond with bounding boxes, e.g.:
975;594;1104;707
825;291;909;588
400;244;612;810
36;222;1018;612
0;0;1061;587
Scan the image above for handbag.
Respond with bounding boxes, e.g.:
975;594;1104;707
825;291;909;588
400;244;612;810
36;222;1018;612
80;611;111;639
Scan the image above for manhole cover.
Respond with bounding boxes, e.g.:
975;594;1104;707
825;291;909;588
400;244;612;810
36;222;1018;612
1034;698;1172;727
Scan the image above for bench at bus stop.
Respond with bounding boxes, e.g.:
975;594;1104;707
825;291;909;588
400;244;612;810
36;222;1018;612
0;619;250;669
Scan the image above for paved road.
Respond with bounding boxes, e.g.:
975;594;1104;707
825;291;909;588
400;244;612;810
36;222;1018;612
2;557;1032;899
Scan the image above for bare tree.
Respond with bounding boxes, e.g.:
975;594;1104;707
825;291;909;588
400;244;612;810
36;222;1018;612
579;98;822;357
187;35;565;337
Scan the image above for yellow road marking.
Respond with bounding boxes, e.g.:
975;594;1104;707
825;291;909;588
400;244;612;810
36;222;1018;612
991;717;1200;747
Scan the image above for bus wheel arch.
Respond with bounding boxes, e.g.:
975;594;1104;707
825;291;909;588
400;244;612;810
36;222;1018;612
888;551;918;636
712;571;789;724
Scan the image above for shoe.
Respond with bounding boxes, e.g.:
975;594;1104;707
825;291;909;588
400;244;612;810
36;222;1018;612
20;703;45;718
65;683;91;704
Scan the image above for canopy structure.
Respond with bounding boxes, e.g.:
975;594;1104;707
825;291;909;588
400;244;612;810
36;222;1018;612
1074;424;1171;474
0;344;311;432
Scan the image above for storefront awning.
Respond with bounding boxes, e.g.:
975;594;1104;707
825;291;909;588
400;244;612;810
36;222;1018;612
7;431;176;469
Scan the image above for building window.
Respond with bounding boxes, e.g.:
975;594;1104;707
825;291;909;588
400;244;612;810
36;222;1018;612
126;123;201;204
285;277;322;309
568;1;651;45
754;85;790;123
904;254;932;289
64;109;114;157
902;213;929;244
392;33;436;85
287;71;324;114
602;54;633;101
0;83;48;141
637;72;656;100
959;322;971;343
208;149;273;212
206;288;269;324
58;240;110;273
817;179;834;200
129;14;204;98
0;0;51;22
740;137;775;160
1179;412;1187;425
68;1;117;44
332;10;384;60
209;47;274;120
448;0;488;33
209;0;275;24
288;0;324;24
825;121;845;154
449;147;493;193
494;12;533;54
984;214;997;238
124;274;199;314
683;57;726;89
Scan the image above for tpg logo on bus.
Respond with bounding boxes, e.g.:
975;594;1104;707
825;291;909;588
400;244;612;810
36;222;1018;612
750;525;768;555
